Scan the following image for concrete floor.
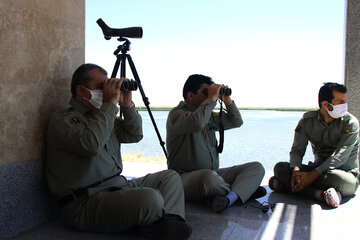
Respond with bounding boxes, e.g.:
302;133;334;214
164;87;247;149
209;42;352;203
9;167;359;240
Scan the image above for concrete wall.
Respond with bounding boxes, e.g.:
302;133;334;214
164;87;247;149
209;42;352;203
0;0;359;239
345;0;360;120
0;0;84;239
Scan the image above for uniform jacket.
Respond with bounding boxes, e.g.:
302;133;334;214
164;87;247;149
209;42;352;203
166;99;243;172
46;97;142;199
290;110;359;174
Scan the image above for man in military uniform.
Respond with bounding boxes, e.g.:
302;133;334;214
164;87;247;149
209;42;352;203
269;82;359;208
46;63;191;239
166;74;266;213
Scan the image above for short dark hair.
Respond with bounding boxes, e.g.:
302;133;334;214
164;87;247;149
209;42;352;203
71;63;107;97
318;82;347;108
183;74;214;100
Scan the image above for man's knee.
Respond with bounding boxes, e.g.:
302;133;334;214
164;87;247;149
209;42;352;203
248;161;265;177
137;188;164;224
155;169;180;182
197;170;221;185
274;162;291;175
322;170;359;196
273;162;292;187
197;170;227;196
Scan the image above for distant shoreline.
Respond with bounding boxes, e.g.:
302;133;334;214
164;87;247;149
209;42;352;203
135;106;317;112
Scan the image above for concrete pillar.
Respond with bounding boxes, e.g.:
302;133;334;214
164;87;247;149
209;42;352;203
344;0;360;120
0;1;84;239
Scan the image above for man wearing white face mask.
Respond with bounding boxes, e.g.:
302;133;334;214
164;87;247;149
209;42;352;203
46;63;192;239
269;82;359;208
81;86;103;109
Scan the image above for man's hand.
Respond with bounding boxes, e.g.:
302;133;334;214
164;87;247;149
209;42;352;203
291;170;320;192
291;168;300;191
103;78;120;106
221;85;233;105
207;84;221;102
118;78;133;107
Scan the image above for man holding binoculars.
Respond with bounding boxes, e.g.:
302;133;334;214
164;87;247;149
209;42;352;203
46;63;192;239
166;74;266;212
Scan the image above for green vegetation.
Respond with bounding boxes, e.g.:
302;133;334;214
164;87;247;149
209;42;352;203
135;106;173;111
134;106;317;112
235;107;317;111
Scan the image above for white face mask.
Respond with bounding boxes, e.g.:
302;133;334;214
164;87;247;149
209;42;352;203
82;87;103;109
326;102;348;119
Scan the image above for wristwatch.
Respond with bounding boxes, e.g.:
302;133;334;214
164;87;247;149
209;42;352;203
124;101;135;108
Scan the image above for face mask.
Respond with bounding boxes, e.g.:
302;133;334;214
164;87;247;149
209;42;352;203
326;102;348;119
82;87;103;109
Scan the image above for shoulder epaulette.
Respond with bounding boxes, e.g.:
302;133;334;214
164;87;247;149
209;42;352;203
70;117;83;125
303;111;318;119
342;113;351;122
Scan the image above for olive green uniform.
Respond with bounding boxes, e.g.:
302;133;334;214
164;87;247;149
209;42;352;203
166;99;265;203
274;110;359;198
46;98;185;233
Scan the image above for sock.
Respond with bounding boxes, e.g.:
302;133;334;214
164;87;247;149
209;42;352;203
224;191;239;207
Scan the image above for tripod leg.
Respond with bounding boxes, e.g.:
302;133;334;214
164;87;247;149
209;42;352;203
111;55;122;78
112;54;125;118
126;55;149;105
126;54;168;159
120;54;127;78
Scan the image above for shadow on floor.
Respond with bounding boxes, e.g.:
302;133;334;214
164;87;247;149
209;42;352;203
9;185;359;240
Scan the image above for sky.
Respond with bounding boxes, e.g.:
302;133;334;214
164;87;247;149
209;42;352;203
86;0;346;108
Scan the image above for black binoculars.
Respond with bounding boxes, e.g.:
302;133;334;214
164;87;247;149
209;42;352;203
120;79;138;91
219;87;231;96
203;86;232;96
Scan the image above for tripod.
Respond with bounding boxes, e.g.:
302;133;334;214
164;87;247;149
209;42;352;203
111;37;168;159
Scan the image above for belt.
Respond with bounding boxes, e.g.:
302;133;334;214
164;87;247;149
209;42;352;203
58;172;122;208
58;189;88;208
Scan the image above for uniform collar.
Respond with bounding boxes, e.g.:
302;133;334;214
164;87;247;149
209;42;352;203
69;97;93;116
317;109;347;125
316;110;322;122
179;99;215;112
179;101;196;112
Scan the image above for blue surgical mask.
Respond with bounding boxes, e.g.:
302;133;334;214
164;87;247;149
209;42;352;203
82;86;103;109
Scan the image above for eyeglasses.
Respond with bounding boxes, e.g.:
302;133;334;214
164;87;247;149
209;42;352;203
246;201;276;213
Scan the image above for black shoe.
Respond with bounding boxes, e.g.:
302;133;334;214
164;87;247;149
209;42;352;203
211;195;230;213
268;176;284;192
249;186;267;200
139;214;192;240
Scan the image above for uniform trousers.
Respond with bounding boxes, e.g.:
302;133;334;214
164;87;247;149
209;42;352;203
274;162;359;199
60;169;185;233
180;162;265;203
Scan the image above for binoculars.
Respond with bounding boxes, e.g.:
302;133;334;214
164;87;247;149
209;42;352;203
219;87;231;96
203;86;232;96
120;79;138;91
